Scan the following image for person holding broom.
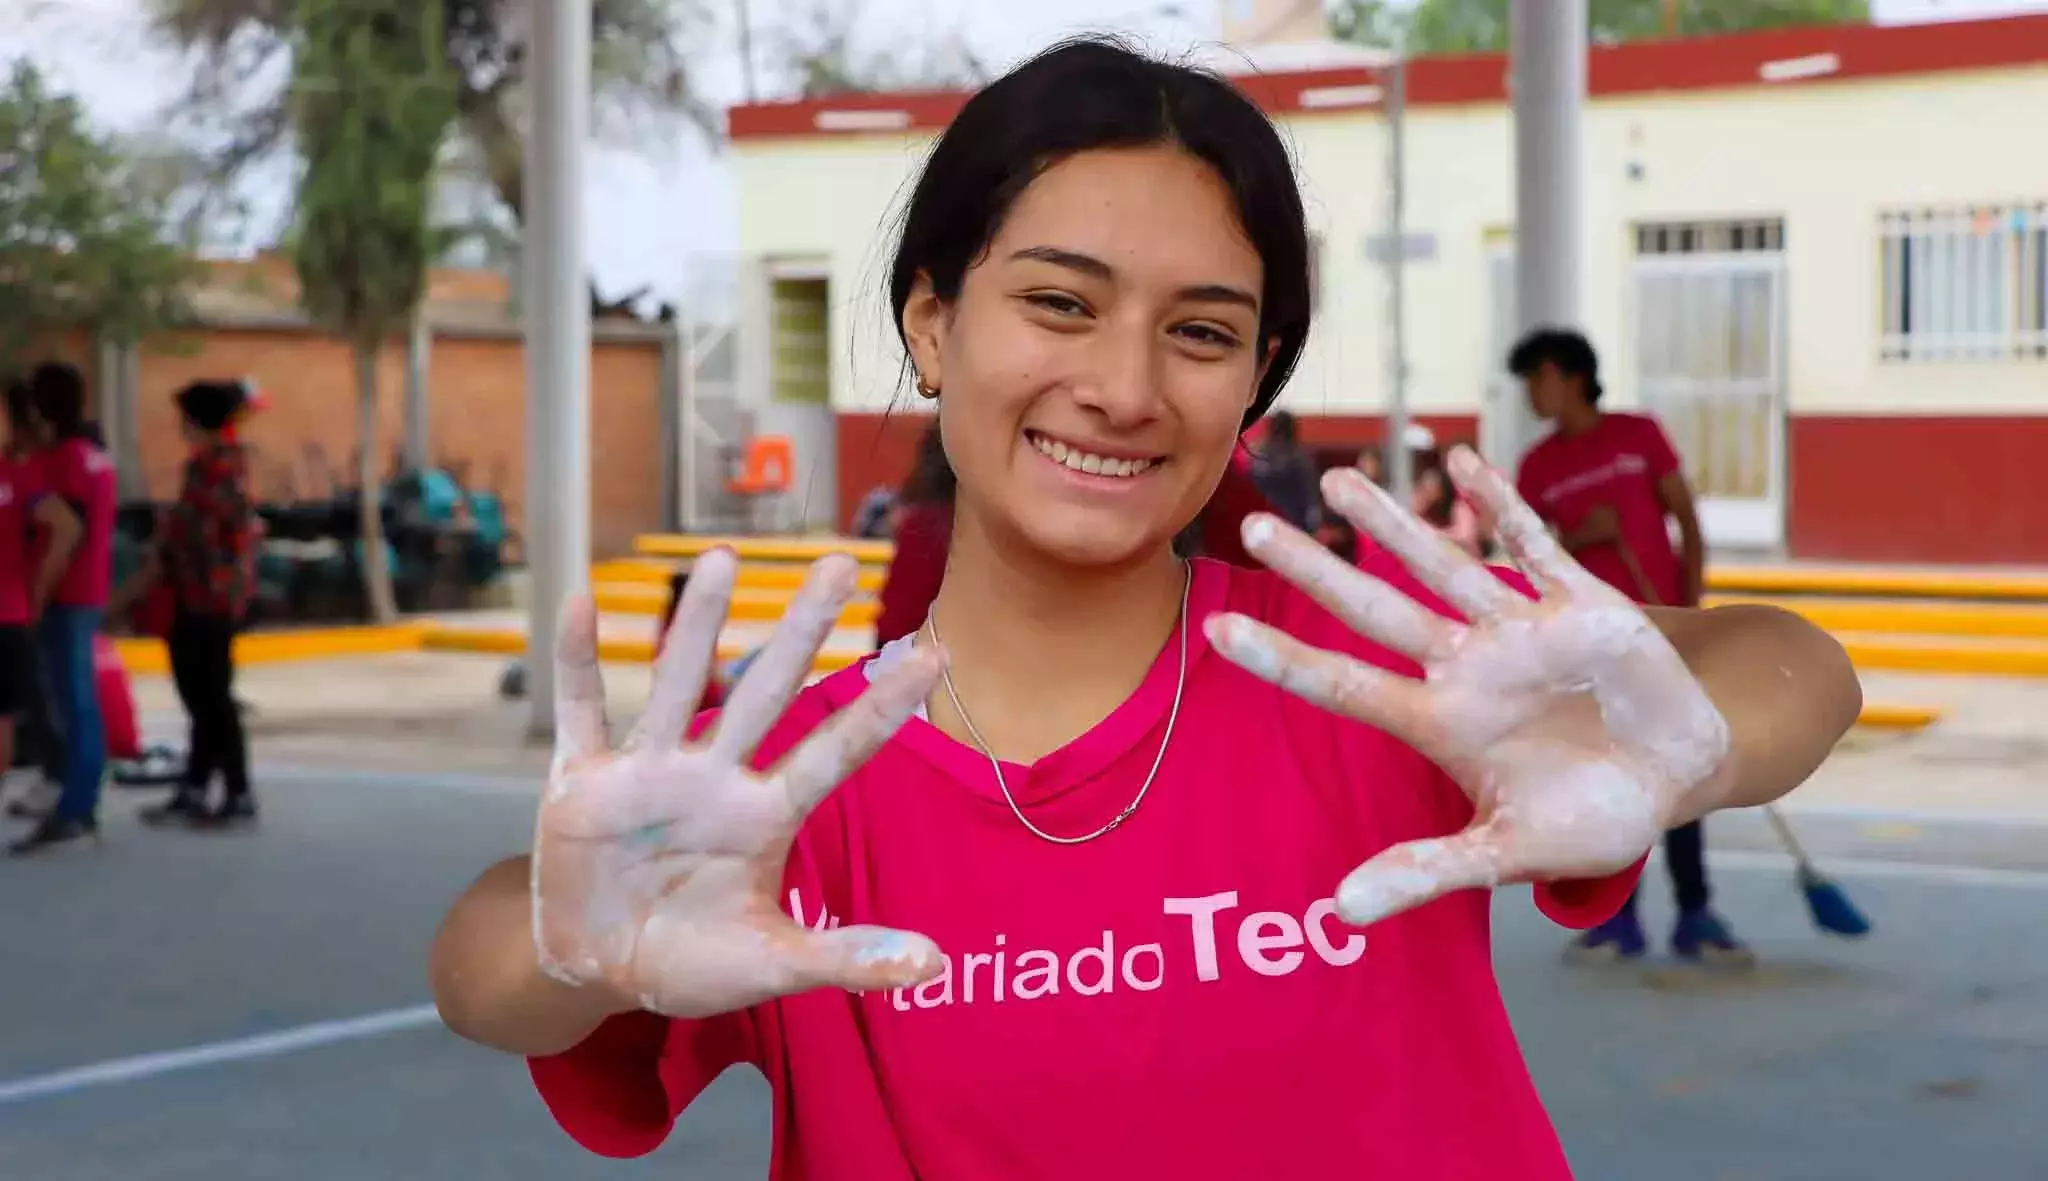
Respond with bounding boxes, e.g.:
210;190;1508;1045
1510;327;1751;967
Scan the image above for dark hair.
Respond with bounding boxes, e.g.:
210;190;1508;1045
1265;409;1299;446
899;419;956;506
27;361;89;438
1410;447;1455;527
887;37;1313;430
1;375;31;442
1507;328;1604;406
176;379;251;433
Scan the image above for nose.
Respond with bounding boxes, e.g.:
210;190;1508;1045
1068;321;1166;429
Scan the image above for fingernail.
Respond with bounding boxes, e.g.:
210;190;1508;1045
1241;514;1278;550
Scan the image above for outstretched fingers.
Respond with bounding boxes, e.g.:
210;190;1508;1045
774;642;946;823
1205;612;1437;751
1322;466;1522;623
1443;446;1579;595
632;550;738;751
1237;511;1459;662
790;923;947;994
709;554;863;764
1333;825;1511;927
552;594;610;772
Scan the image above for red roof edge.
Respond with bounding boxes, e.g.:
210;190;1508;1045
728;13;2048;141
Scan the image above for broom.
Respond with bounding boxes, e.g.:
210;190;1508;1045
1608;528;1872;939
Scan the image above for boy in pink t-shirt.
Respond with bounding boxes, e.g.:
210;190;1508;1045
1509;328;1749;967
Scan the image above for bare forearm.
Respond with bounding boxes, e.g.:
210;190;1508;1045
1678;524;1705;606
429;856;636;1057
1650;604;1862;821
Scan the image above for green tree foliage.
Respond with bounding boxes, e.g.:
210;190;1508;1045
290;0;456;622
1328;0;1870;54
0;62;199;367
154;0;715;226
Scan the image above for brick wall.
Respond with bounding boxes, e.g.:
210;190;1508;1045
126;323;668;559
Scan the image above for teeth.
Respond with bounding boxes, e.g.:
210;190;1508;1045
1031;434;1157;478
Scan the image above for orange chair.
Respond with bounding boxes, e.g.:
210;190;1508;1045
726;434;795;531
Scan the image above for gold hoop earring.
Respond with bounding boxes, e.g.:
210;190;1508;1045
916;376;940;399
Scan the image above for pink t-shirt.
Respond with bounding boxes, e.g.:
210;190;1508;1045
1516;413;1686;608
0;457;35;624
35;436;118;609
530;557;1641;1179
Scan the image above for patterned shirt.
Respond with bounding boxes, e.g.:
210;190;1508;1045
160;441;257;618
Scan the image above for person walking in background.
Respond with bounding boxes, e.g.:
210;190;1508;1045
873;421;955;648
1;377;66;820
111;380;262;829
11;362;115;854
1245;409;1320;532
0;385;46;806
1509;327;1747;967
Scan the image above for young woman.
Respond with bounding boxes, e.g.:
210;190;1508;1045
11;362;111;854
430;39;1861;1178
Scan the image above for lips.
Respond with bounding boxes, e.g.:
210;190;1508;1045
1026;431;1163;479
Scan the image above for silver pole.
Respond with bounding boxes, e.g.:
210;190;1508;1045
1508;0;1587;469
523;0;594;737
404;312;431;471
1383;48;1412;508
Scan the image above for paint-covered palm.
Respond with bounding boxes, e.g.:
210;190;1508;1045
1209;448;1732;928
532;551;948;1019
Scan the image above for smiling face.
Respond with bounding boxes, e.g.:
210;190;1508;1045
900;146;1273;570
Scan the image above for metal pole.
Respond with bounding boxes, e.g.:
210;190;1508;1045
1383;49;1412;509
524;0;594;737
1509;0;1587;470
404;313;431;471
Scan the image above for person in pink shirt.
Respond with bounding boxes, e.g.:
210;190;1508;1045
1509;327;1742;966
11;362;117;854
429;40;1862;1179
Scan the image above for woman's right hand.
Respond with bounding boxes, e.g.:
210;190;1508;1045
531;549;949;1020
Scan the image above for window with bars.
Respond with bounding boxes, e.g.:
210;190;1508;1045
1636;218;1784;256
1879;203;2048;362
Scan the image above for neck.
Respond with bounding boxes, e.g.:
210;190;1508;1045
1557;405;1602;437
924;505;1188;764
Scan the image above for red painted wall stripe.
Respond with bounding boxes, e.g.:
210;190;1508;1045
730;14;2048;141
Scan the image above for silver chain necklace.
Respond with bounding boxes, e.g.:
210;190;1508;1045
922;564;1191;845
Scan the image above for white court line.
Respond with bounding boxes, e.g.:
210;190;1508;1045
1704;850;2048;890
0;1004;444;1110
0;848;2037;1111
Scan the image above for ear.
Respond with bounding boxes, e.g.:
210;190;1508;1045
900;271;951;396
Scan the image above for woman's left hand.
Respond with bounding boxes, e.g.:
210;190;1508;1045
1207;445;1733;928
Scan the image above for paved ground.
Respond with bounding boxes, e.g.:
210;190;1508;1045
0;654;2041;1179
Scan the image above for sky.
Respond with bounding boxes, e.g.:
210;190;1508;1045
5;0;2046;309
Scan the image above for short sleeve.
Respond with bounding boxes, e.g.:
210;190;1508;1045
1634;415;1683;481
527;685;848;1158
528;1008;762;1159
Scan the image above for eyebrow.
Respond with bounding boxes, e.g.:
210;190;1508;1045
1009;246;1260;312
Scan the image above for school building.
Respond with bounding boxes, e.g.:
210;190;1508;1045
712;14;2048;565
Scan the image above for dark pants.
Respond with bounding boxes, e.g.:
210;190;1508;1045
1621;821;1710;914
38;606;105;822
168;612;250;801
7;630;64;784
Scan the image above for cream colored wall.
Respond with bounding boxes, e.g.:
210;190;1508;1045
733;64;2048;419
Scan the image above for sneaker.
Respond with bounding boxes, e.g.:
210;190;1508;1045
8;814;100;855
1672;908;1757;968
2;774;59;821
1564;909;1647;964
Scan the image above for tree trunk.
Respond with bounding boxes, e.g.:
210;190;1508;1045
354;340;400;623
